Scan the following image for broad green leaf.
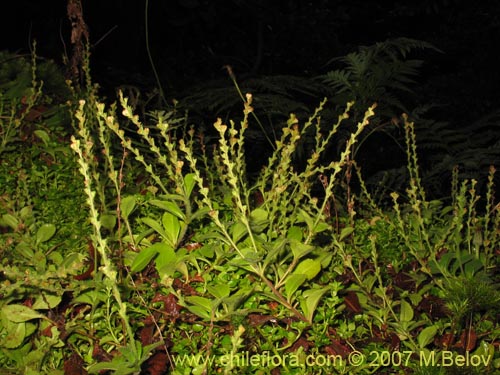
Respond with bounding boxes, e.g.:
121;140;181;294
149;197;185;218
400;299;413;322
191;206;211;221
319;252;332;269
313;221;330;233
287;226;303;241
294;258;321;280
289;240;315;260
198;243;215;258
100;214;116;231
1;213;18;230
34;129;50;145
429;252;454;274
296;209;314;231
339;226;355;241
249;207;268;222
464;258;484;277
249;207;269;233
72;290;108;306
417;325;438;348
231;221;248;243
149;198;176;210
120;195;136;219
176;261;189;280
19;206;32;219
1;320;26;348
130;244;161;272
87;355;134;374
155;244;177;278
36;223;56;244
184;173;196;198
162;200;186;221
155;242;176;256
300;287;329;322
451;253;474;274
162;212;181;246
184;296;212;319
48;250;63;265
361;274;377;293
223;287;254;313
285;274;307;300
15;242;33;259
207;284;230;300
2;304;45;322
184;295;212;310
32;294;62;310
240;247;263;263
141;217;167;239
263;238;287;268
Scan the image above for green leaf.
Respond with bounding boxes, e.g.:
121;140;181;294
72;290;108;306
149;198;185;220
417;325;438;348
163;200;186;221
263;238;287;269
141;217;167;239
207;284;230;300
184;173;196;198
184;296;212;320
297;209;314;231
35;223;56;244
287;226;303;241
249;207;268;222
300;287;329;322
313;221;330;233
1;214;18;230
249;207;269;233
289;240;315;261
294;258;321;280
87;351;142;375
13;243;31;261
231;221;248;243
130;244;161;272
400;299;413;322
176;261;189;280
162;212;181;246
155;244;178;278
223;287;254;313
185;305;211;320
1;320;26;348
339;226;355;241
2;304;45;322
191;206;211;221
285;273;307;300
240;246;263;263
451;253;474;274
100;214;116;231
319;252;332;268
430;252;454;274
32;294;62;310
464;258;484;277
34;129;50;145
20;206;32;219
120;195;136;219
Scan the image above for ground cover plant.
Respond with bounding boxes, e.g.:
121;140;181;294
1;46;499;375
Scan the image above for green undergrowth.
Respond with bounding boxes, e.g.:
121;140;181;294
0;55;499;375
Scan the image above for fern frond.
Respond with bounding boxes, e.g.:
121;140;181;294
318;37;438;118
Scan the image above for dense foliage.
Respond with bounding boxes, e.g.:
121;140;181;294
0;39;499;375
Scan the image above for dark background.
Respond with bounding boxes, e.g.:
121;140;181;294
4;0;500;119
3;0;500;196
